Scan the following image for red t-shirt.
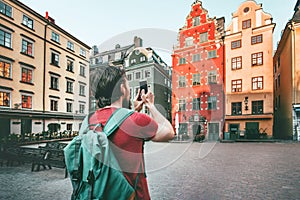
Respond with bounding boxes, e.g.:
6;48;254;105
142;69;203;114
89;107;158;200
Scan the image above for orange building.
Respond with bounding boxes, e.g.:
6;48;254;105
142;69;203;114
224;1;275;139
273;0;300;140
172;0;225;141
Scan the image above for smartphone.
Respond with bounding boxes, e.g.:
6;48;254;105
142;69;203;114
138;81;148;100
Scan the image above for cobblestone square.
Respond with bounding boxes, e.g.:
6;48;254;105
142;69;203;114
0;142;299;200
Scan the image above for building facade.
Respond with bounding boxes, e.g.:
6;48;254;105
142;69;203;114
224;0;275;139
0;0;90;138
172;0;225;141
125;47;172;122
273;0;300;140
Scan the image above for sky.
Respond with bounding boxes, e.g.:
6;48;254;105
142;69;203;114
18;0;296;64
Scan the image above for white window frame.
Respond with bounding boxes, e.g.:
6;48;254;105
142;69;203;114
22;14;34;29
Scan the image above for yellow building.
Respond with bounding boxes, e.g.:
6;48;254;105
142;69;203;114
0;0;90;138
224;0;275;139
273;0;300;140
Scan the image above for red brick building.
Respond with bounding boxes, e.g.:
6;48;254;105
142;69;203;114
172;0;225;141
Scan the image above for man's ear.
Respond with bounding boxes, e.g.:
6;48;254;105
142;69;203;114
120;83;125;95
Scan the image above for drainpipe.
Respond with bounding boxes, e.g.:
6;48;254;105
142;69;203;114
43;22;48;132
291;22;296;105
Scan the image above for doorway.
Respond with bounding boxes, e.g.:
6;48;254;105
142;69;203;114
246;122;259;139
208;123;219;141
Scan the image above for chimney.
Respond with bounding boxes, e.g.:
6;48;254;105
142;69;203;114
92;45;99;56
134;36;143;47
45;11;55;24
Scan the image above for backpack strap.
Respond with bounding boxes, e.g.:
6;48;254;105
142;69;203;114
103;108;134;137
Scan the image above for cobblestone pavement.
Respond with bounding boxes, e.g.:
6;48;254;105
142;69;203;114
0;142;299;200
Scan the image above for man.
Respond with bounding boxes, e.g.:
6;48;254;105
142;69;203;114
89;65;175;199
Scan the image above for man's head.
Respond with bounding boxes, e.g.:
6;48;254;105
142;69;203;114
91;65;130;108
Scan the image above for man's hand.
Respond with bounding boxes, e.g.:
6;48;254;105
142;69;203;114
133;89;144;112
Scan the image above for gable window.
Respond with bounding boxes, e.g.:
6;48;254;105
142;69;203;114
22;15;33;29
252;76;263;90
66;102;72;112
178;99;186;111
179;57;186;65
179;76;186;87
21;94;32;109
208;96;217;110
51;52;59;66
67;59;74;72
79;64;85;77
207;50;217;59
231;40;241;49
50;76;59;90
21;67;33;83
185;37;193;47
0;60;11;78
232;56;242;70
208;70;217;84
80;48;86;57
66;80;73;93
252;100;263;115
232;79;242;92
251;34;263;45
67;41;74;51
50;99;58;111
192;98;200;110
192;54;201;62
242;19;251;29
232;102;242;115
200;32;208;43
0;29;12;48
0;2;12;17
0;91;10;107
192;73;200;86
251;52;263;66
21;39;34;56
193;16;200;26
51;31;60;43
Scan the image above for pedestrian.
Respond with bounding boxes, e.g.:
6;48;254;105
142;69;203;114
89;65;175;199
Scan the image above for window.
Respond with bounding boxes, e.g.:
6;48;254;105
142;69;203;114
208;96;217;110
135;71;141;80
200;32;208;43
50;76;59;90
79;65;85;77
79;104;85;114
67;41;74;51
22;15;33;29
278;74;280;87
66;102;72;112
232;79;242;92
193;16;200;26
66;80;73;93
0;1;12;17
208;70;217;84
51;31;60;43
21;39;33;56
232;102;242;115
21;95;32;109
67;60;74;72
179;76;186;87
0;91;10;107
252;100;263;115
207;50;217;59
51;52;59;66
80;48;86;57
79;84;85;96
231;40;241;49
252;52;263;66
145;70;151;78
127;74;132;81
252;76;263;90
21;67;33;83
192;98;200;110
242;19;251;29
0;60;11;78
0;29;12;48
185;37;193;47
251;34;262;45
179;57;186;65
178;99;186;111
232;56;242;70
192;54;200;62
50;100;58;111
140;56;146;62
192;73;200;86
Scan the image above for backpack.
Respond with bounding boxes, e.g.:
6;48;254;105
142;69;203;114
64;108;136;200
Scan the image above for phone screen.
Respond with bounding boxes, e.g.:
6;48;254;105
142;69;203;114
138;81;148;100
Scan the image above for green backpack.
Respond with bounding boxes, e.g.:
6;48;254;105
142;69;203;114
64;108;136;200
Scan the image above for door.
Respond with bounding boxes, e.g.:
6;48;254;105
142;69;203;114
0;118;10;139
246;122;259;139
229;124;240;140
21;119;32;140
192;124;201;136
208;123;219;141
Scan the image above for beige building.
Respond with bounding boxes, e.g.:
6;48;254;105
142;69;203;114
273;0;300;140
224;0;275;139
0;0;90;138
